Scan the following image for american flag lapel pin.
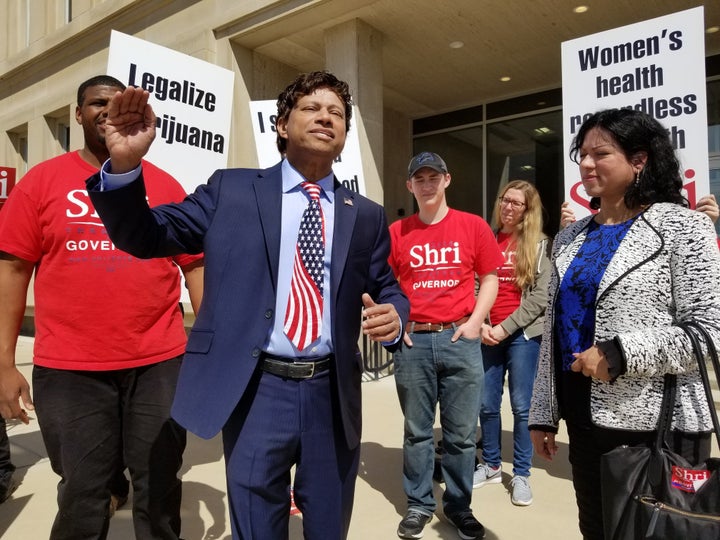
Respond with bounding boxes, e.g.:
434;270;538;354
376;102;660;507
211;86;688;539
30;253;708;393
344;197;353;206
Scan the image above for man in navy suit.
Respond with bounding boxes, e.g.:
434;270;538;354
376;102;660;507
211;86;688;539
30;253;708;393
87;71;409;539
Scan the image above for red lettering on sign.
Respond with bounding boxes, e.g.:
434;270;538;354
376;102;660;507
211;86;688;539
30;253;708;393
0;166;16;209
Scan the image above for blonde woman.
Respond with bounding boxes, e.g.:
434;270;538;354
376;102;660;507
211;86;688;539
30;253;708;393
475;180;551;506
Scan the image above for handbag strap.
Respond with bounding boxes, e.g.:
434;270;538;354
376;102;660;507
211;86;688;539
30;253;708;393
648;373;676;489
678;321;720;450
653;373;676;450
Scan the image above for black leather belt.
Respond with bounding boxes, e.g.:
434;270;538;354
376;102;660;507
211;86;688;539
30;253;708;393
260;354;332;379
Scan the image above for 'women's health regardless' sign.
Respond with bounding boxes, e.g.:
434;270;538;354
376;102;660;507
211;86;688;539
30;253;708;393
561;7;709;218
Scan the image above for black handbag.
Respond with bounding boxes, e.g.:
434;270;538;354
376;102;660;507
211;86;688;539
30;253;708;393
600;321;720;539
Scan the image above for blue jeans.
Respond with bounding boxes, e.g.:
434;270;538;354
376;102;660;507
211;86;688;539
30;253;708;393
480;330;540;477
394;329;483;516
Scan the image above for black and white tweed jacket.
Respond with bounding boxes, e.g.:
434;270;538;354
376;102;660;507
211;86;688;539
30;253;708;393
529;203;720;433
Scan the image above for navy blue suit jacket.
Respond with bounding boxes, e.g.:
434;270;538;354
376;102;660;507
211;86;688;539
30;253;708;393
88;162;408;449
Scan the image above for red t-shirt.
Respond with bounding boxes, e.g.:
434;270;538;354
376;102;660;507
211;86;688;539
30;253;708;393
489;232;522;325
389;209;503;322
0;151;202;371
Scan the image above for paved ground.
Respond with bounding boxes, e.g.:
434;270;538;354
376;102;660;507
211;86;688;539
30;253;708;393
1;335;585;539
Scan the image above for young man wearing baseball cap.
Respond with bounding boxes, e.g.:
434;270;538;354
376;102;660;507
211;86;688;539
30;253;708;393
389;152;503;539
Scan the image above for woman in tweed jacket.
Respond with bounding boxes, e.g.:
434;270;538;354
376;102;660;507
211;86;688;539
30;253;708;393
528;108;720;540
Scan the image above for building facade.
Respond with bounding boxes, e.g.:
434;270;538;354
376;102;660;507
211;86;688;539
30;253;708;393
1;0;719;239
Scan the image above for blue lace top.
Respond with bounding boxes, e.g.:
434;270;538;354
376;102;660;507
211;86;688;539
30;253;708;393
555;216;637;425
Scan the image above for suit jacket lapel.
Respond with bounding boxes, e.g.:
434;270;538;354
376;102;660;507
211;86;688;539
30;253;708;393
331;181;358;302
254;164;283;292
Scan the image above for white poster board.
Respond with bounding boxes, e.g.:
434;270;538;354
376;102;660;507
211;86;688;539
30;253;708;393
106;31;235;305
107;30;234;194
249;100;366;195
561;7;709;217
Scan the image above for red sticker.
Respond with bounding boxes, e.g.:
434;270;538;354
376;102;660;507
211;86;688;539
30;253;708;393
671;465;710;493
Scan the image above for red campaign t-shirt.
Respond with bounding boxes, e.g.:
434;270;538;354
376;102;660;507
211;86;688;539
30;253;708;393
0;151;203;371
389;209;504;323
489;232;522;325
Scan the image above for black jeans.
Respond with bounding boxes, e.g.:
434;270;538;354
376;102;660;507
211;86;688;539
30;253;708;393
566;422;711;540
0;419;15;495
33;358;186;540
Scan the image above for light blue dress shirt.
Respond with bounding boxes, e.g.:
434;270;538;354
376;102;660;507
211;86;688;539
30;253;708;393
266;160;335;358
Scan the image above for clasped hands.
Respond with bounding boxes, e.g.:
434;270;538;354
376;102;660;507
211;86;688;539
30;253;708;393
480;323;509;345
570;345;610;382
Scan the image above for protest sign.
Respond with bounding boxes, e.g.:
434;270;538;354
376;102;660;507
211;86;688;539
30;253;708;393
107;30;234;194
107;31;235;302
249;99;366;195
561;7;708;217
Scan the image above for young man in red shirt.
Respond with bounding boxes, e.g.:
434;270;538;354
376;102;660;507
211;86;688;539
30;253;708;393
389;152;503;540
0;75;203;539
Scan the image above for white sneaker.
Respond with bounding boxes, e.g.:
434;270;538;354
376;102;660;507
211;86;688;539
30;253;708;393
472;463;501;488
510;475;533;506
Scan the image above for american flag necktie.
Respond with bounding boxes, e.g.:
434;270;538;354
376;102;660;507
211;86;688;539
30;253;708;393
284;182;325;350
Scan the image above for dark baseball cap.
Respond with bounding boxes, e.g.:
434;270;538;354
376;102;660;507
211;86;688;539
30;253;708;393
407;152;448;178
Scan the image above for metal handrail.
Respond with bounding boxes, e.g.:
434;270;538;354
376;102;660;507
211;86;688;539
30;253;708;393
361;333;394;380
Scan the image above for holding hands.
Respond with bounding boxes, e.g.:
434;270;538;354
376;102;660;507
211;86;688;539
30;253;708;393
480;323;509;345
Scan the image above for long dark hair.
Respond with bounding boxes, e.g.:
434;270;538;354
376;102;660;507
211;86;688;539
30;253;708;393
569;109;687;210
275;71;353;154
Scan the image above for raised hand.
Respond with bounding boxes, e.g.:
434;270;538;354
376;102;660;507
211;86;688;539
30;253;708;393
105;87;157;174
560;201;576;229
697;194;719;224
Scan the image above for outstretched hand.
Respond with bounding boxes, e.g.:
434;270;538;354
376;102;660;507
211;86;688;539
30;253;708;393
104;87;157;174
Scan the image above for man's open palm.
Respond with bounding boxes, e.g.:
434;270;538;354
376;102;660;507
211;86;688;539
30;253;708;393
105;87;156;173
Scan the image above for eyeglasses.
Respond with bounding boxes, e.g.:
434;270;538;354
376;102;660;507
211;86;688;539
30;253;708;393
498;197;526;209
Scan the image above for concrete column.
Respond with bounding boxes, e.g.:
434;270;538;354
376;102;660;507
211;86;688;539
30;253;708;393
324;19;384;204
27;117;50;169
69;103;83;152
384;108;414;224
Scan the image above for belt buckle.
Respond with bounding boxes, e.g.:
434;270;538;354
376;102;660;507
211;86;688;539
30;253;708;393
294;361;315;379
436;323;444;332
